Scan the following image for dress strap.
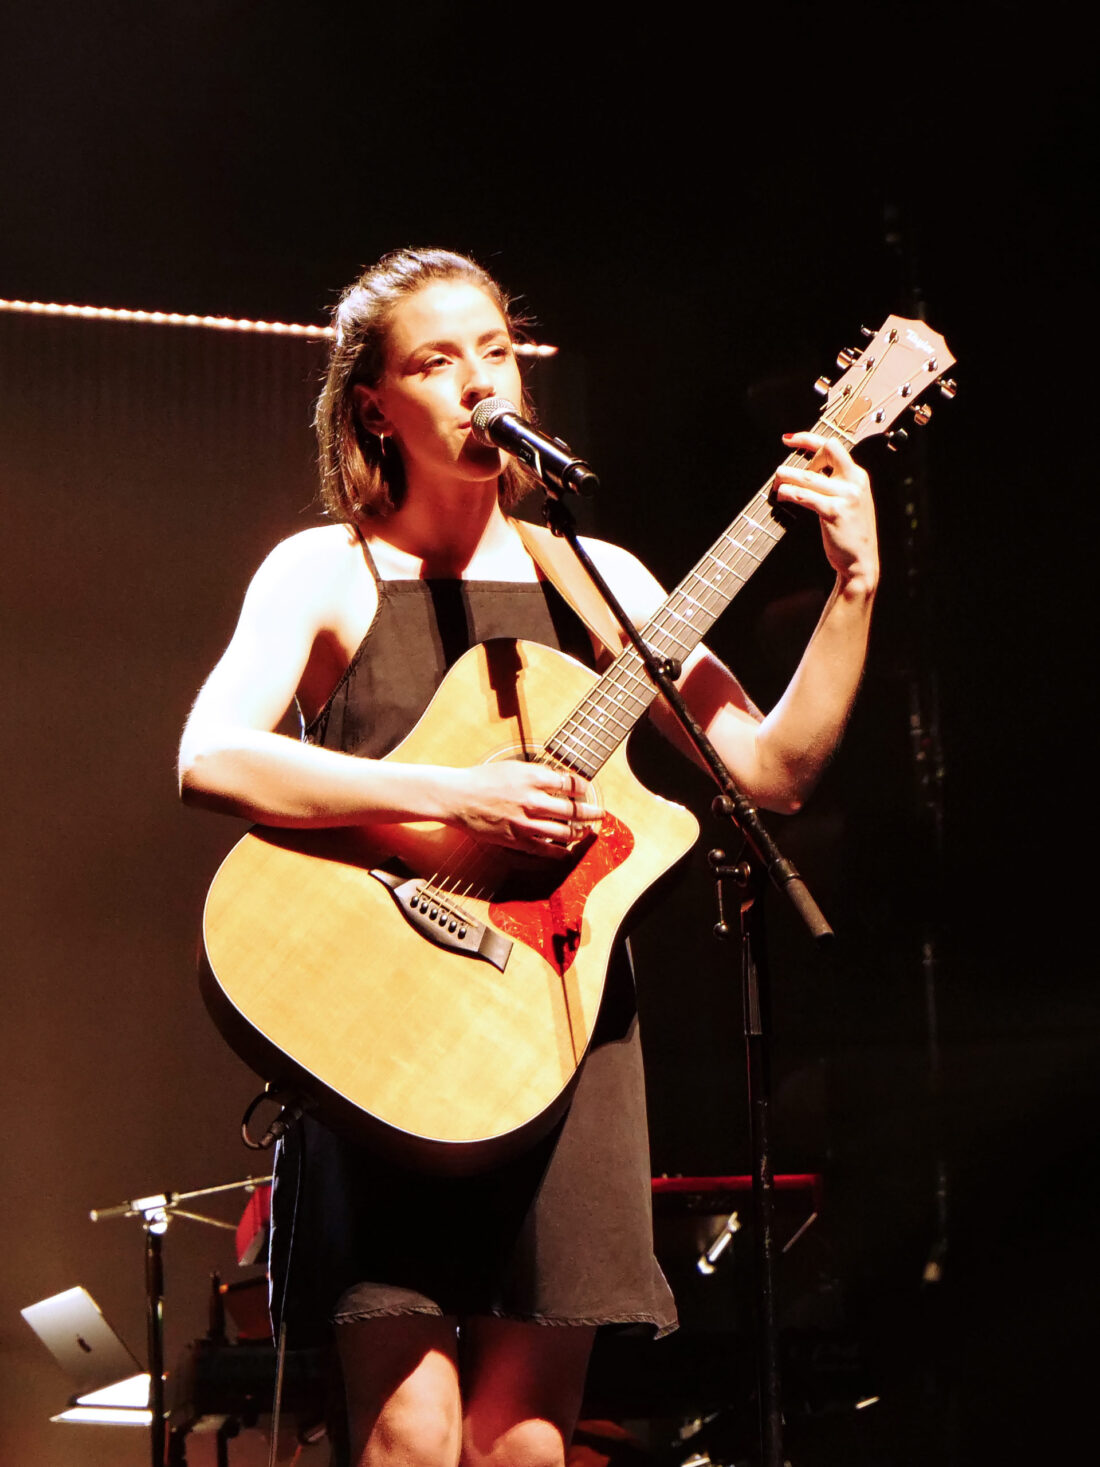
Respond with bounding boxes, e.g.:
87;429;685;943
350;519;382;586
511;519;625;665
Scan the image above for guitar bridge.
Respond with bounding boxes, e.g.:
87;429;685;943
370;871;512;973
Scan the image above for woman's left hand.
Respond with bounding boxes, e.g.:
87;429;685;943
773;431;879;595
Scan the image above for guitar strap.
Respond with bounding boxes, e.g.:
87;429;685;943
511;517;627;668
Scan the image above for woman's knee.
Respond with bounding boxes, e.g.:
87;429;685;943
461;1413;566;1467
459;1318;594;1467
369;1377;461;1465
338;1315;461;1466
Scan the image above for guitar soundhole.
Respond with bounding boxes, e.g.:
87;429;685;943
489;814;635;978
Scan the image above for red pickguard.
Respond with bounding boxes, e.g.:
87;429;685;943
489;814;635;977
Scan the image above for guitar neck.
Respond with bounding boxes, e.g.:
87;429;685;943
543;421;842;779
539;312;956;781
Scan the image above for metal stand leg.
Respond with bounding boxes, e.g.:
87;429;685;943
713;850;784;1467
144;1222;167;1467
742;902;782;1467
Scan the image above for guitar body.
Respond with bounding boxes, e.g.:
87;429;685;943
201;638;699;1175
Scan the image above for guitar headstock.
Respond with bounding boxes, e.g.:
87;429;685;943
815;315;956;449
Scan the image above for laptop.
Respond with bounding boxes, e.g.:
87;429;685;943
21;1286;143;1393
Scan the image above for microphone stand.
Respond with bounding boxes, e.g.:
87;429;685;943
539;489;832;1467
90;1175;272;1467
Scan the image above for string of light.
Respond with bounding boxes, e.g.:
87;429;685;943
0;297;557;354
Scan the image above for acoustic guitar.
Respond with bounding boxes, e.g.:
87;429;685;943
201;316;955;1174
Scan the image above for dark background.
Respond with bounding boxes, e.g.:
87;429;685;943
1;5;1094;1463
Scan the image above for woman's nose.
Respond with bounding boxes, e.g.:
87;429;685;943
461;357;497;404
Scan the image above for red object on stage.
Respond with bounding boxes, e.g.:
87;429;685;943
652;1174;823;1211
234;1184;271;1267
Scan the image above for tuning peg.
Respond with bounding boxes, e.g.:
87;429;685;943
911;403;933;427
885;428;909;452
939;378;958;400
836;347;861;369
860;325;876;338
814;375;832;396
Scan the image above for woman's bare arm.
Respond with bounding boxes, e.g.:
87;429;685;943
581;431;879;814
178;528;599;848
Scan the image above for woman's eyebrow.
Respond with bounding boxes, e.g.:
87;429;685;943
410;328;510;357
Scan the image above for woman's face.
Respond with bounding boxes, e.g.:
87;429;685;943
355;279;524;493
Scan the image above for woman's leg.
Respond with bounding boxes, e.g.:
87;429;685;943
459;1318;596;1467
336;1314;462;1467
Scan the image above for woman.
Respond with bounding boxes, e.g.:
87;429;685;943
179;247;878;1466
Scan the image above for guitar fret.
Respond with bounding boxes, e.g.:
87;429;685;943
573;705;634;737
589;671;651;707
672;573;742;634
561;708;634;745
722;537;763;564
680;591;722;626
648;624;691;655
545;742;597;779
542;478;791;773
546;747;597;780
709;544;757;577
572;726;620;757
743;513;782;542
672;590;704;614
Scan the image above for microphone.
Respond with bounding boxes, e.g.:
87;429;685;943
470;397;599;496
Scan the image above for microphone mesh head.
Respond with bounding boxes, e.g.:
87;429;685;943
470;396;517;445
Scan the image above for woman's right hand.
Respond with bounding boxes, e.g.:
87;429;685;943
433;761;602;855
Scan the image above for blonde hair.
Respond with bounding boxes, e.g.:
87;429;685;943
315;248;540;521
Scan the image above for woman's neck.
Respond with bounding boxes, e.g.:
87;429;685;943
366;486;529;580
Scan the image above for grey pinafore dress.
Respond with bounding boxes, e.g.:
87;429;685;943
269;543;676;1342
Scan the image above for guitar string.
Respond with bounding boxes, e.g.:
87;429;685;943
412;465;807;915
412;352;916;917
448;407;873;836
415;433;850;914
573;334;925;748
416;435;864;914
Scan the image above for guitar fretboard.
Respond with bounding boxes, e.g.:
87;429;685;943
542;475;799;779
534;311;955;782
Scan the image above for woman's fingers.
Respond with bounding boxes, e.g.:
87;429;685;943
772;430;877;585
775;433;868;505
527;768;600;825
462;762;602;852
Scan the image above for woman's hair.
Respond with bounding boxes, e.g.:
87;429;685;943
315;247;540;522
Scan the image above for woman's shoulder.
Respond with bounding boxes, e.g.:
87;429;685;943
246;523;362;593
577;533;666;612
256;522;359;574
242;522;374;628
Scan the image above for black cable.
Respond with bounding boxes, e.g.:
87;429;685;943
240;1088;306;1150
266;1114;305;1467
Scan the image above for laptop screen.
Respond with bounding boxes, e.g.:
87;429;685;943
21;1287;142;1392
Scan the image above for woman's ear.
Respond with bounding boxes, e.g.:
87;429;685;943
353;383;390;435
